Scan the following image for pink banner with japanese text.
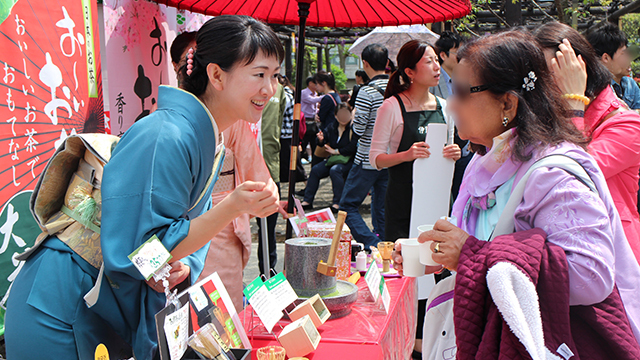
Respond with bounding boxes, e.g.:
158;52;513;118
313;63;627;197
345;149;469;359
102;0;211;136
0;0;104;330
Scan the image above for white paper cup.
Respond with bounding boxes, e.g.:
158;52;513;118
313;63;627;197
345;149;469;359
398;238;425;277
417;225;439;266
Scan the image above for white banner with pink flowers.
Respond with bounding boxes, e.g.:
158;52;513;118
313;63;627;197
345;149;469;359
102;0;211;135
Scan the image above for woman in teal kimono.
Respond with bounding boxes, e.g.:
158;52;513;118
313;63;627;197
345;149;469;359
5;15;284;360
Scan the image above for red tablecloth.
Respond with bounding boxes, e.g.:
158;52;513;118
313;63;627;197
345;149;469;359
240;277;417;359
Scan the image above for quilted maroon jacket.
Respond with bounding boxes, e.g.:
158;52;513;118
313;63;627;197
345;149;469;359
453;228;640;360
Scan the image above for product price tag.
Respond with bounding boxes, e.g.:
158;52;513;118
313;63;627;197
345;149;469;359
380;276;391;313
265;272;298;312
163;303;189;360
189;287;210;313
128;235;172;280
243;277;283;332
365;262;390;313
364;261;382;300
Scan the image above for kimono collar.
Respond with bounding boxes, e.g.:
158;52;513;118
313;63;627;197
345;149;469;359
157;85;220;146
582;86;626;135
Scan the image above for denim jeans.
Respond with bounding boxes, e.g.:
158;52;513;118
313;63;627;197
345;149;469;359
339;164;388;249
304;160;351;205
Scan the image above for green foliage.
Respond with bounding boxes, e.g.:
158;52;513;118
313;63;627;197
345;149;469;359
290;46;318;85
331;64;347;91
621;14;640;78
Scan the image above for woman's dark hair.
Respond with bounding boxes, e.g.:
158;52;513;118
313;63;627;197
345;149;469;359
315;71;336;91
278;74;295;92
533;22;612;99
181;15;285;97
386;59;396;74
335;102;353;114
458;29;587;161
384;40;434;99
170;31;197;65
355;69;370;83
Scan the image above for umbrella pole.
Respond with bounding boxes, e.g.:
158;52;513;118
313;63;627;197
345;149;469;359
285;1;310;239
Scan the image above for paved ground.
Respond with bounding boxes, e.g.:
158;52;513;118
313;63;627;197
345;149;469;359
243;161;374;284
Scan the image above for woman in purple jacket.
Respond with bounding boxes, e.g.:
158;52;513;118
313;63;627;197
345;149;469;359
393;29;640;356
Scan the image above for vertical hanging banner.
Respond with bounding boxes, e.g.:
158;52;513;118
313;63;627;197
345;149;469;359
0;0;104;332
102;0;211;136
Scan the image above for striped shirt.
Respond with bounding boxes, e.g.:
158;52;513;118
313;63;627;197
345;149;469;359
353;75;389;169
280;86;295;139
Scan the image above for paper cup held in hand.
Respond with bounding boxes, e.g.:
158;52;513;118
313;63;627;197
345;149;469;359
398;238;425;277
417;225;439;266
417;224;433;233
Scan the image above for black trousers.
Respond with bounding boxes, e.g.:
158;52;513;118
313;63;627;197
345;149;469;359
300;119;317;161
279;137;307;183
256;182;281;275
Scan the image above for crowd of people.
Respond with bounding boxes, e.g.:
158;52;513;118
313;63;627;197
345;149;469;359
4;13;640;360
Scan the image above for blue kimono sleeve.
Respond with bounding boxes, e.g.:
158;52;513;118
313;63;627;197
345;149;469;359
180;196;214;283
102;121;207;280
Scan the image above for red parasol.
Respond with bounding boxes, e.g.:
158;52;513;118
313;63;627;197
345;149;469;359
156;0;471;240
159;0;470;27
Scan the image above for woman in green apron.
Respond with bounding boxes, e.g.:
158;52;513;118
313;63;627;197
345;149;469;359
370;40;461;241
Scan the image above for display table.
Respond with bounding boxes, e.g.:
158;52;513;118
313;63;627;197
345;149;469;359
240;276;417;359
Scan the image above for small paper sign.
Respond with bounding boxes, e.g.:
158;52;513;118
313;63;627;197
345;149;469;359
365;262;390;313
128;235;172;280
265;272;298;312
243;277;283;332
163;303;189;360
380;277;391;313
364;262;382;300
189;287;210;313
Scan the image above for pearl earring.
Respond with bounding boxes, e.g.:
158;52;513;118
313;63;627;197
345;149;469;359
502;117;509;127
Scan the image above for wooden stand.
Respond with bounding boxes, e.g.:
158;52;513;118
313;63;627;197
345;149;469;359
277;315;321;357
289;294;331;328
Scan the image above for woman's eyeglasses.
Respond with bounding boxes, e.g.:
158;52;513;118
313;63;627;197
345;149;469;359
451;83;492;98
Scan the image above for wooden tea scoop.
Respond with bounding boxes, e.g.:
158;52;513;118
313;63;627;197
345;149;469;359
317;210;347;276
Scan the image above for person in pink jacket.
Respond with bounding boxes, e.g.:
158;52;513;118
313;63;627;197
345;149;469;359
534;22;640;263
196;120;273;310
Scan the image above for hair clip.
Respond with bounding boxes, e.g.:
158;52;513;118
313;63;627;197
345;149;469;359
522;71;537;92
186;48;194;76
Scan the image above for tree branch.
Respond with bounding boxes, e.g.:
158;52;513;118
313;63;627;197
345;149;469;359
484;3;511;27
530;0;556;21
455;20;481;38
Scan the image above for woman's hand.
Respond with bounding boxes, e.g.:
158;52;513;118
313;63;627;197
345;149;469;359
317;130;324;142
146;261;190;292
226;180;280;218
392;242;444;276
443;144;461;161
420;219;470;272
549;38;587;110
403;142;430;162
324;144;338;155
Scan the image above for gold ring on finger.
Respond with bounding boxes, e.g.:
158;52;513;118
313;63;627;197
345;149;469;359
434;243;441;254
